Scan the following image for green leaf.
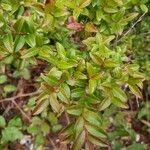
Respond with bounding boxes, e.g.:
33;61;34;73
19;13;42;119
60;124;74;140
57;83;70;104
0;116;6;128
103;7;118;13
49;67;62;79
33;98;49;115
1;3;12;11
122;13;138;22
99;98;111;111
111;96;128;109
32;117;43;126
14;18;25;32
56;42;66;59
88;79;97;94
71;88;85;98
58;60;77;70
85;124;107;139
26;34;36;48
27;97;36;107
79;0;91;8
21;47;39;59
72;130;86;150
86;62;96;77
103;36;115;44
3;34;14;53
128;84;142;98
41;74;58;85
39;53;59;66
0;75;7;84
88;134;108;147
4;55;14;64
2;127;23;142
4;84;16;93
112;9;125;22
90;53;103;65
112;86;127;102
83;110;102;127
8;117;22;127
126;143;147;150
52;124;62;133
21;68;31;80
67;106;82;116
96;10;103;22
113;0;123;6
49;93;62;113
104;60;118;68
14;36;25;52
75;117;84;138
47;112;58;125
140;4;148;12
41;122;50;135
27;126;39;135
35;134;44;146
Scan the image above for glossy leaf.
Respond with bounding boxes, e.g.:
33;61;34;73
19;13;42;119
88;134;108;147
21;47;39;59
49;93;62;113
0;116;6;128
112;86;127;102
14;36;25;52
56;42;66;59
79;0;91;8
99;98;111;111
128;84;143;98
67;106;82;116
3;34;14;53
85;124;107;139
33;98;49;115
57;83;70;104
111;96;128;109
75;117;84;138
26;34;36;48
83;110;102;127
72;130;86;150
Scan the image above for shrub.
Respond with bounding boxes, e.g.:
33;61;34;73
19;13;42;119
0;0;148;149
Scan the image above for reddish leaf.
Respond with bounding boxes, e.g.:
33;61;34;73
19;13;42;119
66;16;83;32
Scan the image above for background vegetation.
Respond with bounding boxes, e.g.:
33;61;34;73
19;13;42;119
0;0;149;149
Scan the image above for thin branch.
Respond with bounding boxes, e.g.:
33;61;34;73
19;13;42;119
49;137;58;150
65;112;70;125
12;100;32;123
141;119;150;128
116;12;146;44
2;105;12;117
139;31;150;36
136;96;139;108
0;90;40;102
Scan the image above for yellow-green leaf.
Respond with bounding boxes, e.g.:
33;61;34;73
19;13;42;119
128;84;143;98
79;0;91;8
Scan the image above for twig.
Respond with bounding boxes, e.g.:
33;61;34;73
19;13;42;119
141;119;150;128
2;105;12;117
136;96;139;108
49;137;58;150
116;12;146;44
65;112;70;125
12;100;32;123
0;90;40;102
